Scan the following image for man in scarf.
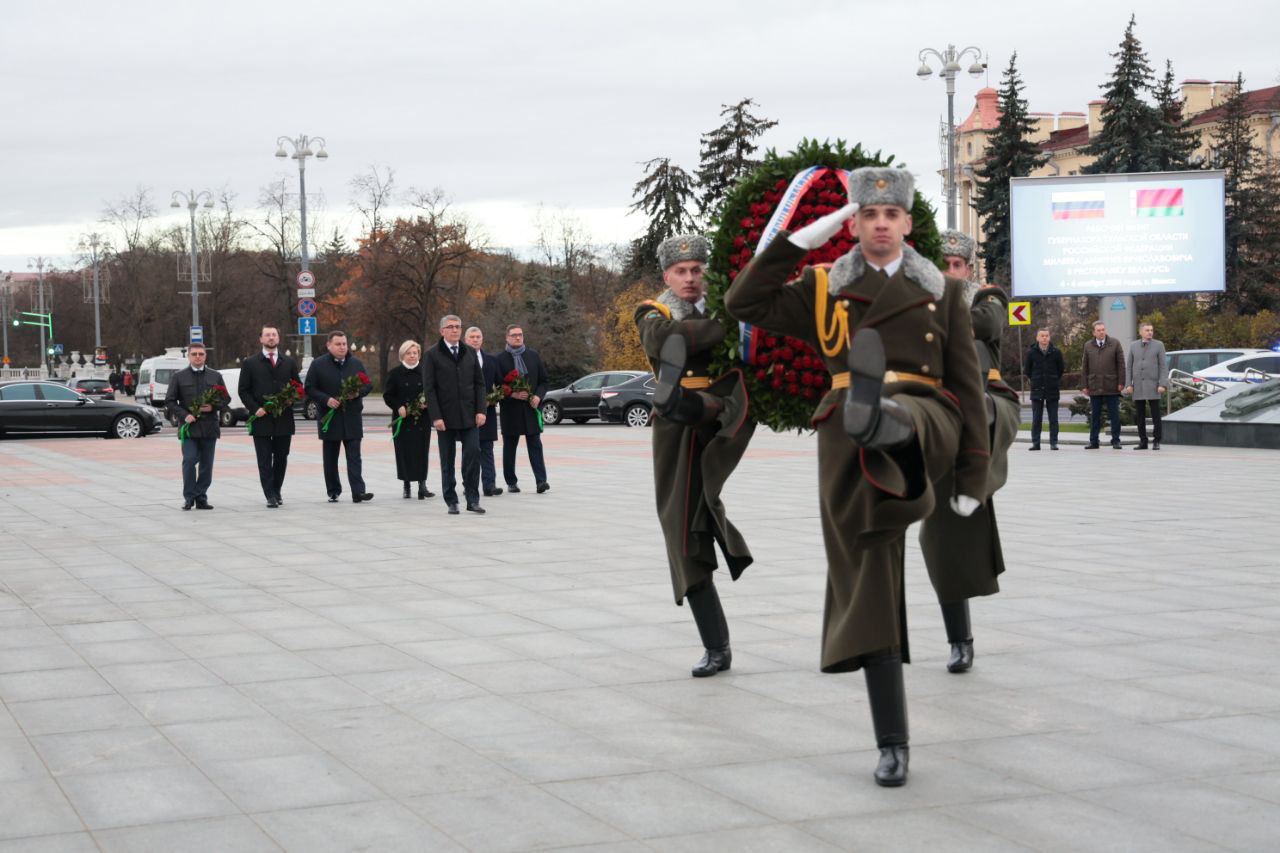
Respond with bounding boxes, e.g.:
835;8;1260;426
495;325;551;493
637;234;755;680
726;168;989;787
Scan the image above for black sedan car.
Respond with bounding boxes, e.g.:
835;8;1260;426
598;373;655;427
540;370;648;425
66;377;116;400
0;380;164;439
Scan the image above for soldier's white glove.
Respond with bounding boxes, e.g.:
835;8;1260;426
787;203;859;250
950;495;980;517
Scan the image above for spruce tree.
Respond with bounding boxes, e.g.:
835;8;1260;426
1081;15;1161;174
1150;61;1201;171
624;157;698;281
972;53;1047;286
695;98;778;221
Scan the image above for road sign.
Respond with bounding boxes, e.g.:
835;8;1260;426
190;325;204;343
297;298;317;317
297;317;317;336
296;287;315;298
1008;302;1031;326
2;355;9;366
296;271;316;288
53;343;64;355
1110;298;1126;311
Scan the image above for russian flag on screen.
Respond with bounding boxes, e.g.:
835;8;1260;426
1132;187;1184;216
1051;191;1106;220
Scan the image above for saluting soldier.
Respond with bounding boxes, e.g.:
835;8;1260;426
638;234;755;679
917;230;1020;674
726;168;989;787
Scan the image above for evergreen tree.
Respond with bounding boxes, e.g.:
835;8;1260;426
521;264;592;383
1081;15;1161;174
695;98;778;221
1212;73;1280;311
972;53;1047;286
623;157;698;281
1150;60;1201;172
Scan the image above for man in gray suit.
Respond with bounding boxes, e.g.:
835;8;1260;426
1125;323;1169;450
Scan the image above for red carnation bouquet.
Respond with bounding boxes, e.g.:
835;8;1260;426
246;379;305;436
392;391;426;438
498;369;532;401
321;372;370;433
177;384;230;442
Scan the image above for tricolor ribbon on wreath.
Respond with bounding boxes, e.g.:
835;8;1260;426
738;166;851;365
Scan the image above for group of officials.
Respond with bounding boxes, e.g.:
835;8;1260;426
162;320;550;513
637;166;1020;788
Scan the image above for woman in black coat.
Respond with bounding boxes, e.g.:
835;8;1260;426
382;341;435;499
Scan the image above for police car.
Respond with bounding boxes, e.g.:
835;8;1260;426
1191;351;1280;384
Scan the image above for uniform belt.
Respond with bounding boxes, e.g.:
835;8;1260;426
680;376;712;389
829;370;942;389
987;368;1002;381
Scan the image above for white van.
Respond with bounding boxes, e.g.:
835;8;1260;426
216;367;249;427
134;348;188;412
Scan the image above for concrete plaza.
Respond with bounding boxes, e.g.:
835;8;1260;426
0;423;1278;851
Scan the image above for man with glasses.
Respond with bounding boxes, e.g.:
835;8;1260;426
495;325;551;494
423;315;487;514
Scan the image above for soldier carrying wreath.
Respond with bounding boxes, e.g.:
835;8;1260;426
726;167;990;788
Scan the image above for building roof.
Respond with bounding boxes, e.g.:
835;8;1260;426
1039;124;1090;153
957;87;1000;133
1189;84;1280;126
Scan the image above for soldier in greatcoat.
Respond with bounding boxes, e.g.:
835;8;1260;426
637;234;755;679
726;168;989;787
917;230;1020;674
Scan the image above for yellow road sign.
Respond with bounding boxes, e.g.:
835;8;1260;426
1008;301;1032;326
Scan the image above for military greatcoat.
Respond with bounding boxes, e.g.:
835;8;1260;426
635;291;755;603
725;236;990;672
918;282;1020;603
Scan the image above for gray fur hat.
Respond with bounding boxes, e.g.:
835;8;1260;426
657;234;708;272
939;229;976;264
847;167;914;210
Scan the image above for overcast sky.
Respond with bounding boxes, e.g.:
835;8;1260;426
2;0;1276;271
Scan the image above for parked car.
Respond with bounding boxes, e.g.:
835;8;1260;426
540;371;648;425
1166;348;1266;376
134;349;189;408
0;380;164;439
215;368;248;427
598;373;655;427
1191;351;1280;385
65;377;116;400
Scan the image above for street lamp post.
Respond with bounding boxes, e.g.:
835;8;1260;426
274;133;328;361
170;189;215;334
1;273;11;365
916;44;985;230
29;258;51;375
79;234;107;350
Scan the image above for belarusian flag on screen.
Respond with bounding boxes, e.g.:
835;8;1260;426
1051;191;1105;220
1132;187;1184;216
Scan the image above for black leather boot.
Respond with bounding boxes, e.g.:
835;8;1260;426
940;600;974;673
864;653;909;787
686;581;731;677
843;328;915;450
402;481;411;499
418;480;433;499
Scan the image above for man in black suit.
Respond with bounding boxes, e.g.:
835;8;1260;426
164;343;227;510
466;325;503;497
238;325;302;508
423;314;486;515
496;324;550;494
304;330;374;503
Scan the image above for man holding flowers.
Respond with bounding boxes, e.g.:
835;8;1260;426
305;330;374;503
164;342;229;511
238;324;303;508
495;324;551;494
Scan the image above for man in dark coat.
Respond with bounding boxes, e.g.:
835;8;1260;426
304;330;374;503
726;167;989;787
466;326;503;497
495;325;550;494
164;343;227;510
636;234;754;682
1024;328;1065;450
1082;320;1126;449
238;324;302;508
423;314;486;514
918;230;1020;675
